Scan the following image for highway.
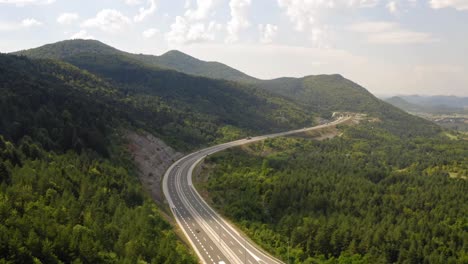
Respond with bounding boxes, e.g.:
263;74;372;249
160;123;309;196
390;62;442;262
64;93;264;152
163;116;350;264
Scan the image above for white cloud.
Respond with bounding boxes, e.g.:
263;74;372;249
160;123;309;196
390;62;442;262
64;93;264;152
430;0;468;10
0;18;42;31
143;27;159;38
124;0;141;5
349;21;397;33
134;0;157;22
185;0;218;20
278;0;377;32
57;13;79;25
259;24;278;44
21;18;42;27
350;21;437;44
166;16;221;45
347;0;379;8
386;1;398;13
70;30;94;39
226;0;251;43
82;9;131;33
277;0;378;47
165;0;222;46
368;30;436;44
0;0;55;6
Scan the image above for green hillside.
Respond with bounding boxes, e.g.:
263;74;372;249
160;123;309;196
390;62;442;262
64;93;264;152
15;40;441;139
385;96;424;112
198;123;468;263
256;75;441;137
132;50;258;82
0;54;196;263
15;39;258;82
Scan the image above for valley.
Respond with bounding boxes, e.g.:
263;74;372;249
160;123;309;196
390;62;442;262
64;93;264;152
0;39;466;264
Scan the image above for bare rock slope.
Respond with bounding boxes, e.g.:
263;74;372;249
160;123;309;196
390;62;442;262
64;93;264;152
127;131;183;204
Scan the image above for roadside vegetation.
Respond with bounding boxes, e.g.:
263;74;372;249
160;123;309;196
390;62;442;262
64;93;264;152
197;122;468;263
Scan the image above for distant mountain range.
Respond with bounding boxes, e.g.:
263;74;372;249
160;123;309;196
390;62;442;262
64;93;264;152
385;95;468;114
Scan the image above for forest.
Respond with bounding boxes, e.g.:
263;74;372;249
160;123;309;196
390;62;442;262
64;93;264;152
3;40;465;264
198;122;468;263
0;54;200;263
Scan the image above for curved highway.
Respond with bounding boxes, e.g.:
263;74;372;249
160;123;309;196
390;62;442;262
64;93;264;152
163;116;350;264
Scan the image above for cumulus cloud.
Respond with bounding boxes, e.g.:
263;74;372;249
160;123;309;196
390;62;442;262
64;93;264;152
70;30;94;39
0;18;42;31
278;0;377;32
277;0;378;46
430;0;468;10
21;18;42;27
57;13;79;25
166;16;221;45
258;24;278;44
0;0;55;6
142;27;159;38
349;21;438;44
166;0;222;45
124;0;141;5
185;0;218;20
134;0;157;22
386;1;398;13
82;9;131;33
226;0;251;43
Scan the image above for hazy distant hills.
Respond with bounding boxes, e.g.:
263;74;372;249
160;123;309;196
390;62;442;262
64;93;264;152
385;95;468;114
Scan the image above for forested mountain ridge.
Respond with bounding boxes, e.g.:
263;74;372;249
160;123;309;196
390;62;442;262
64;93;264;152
14;39;441;140
256;74;441;137
0;54;197;263
14;39;258;82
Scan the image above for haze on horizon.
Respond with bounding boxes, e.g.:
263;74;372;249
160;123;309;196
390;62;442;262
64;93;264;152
1;0;467;96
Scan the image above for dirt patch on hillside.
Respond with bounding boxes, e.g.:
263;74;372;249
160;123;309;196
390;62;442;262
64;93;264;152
126;131;183;205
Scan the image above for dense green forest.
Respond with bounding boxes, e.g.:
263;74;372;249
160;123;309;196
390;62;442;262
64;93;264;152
0;136;195;263
198;123;468;263
14;39;258;82
0;54;197;263
7;40;463;264
15;39;441;140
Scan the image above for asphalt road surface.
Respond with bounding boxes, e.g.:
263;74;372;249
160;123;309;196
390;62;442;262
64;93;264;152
163;116;350;264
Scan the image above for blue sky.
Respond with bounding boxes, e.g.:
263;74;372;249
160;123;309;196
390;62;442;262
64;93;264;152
1;0;467;96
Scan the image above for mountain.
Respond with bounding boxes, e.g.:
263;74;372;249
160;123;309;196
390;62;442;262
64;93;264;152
14;39;258;82
14;44;315;149
132;50;258;82
256;75;441;137
385;96;426;112
385;95;467;114
14;40;441;138
0;54;197;263
400;95;468;109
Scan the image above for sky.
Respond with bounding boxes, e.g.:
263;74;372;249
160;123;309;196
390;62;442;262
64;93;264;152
0;0;467;96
